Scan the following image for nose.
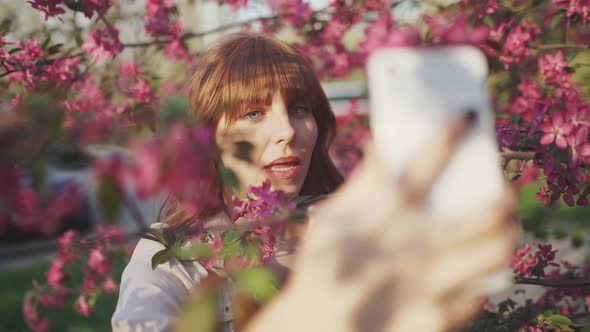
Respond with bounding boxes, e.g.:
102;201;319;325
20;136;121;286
272;109;296;145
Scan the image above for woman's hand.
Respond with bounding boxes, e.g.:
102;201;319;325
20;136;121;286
246;115;519;332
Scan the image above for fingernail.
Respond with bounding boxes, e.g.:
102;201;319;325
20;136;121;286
464;108;478;125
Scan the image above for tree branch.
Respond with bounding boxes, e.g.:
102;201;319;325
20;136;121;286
516;277;590;288
122;13;286;48
500;149;537;163
0;69;17;78
536;43;588;50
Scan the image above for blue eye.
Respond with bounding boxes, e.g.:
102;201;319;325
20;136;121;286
243;110;263;120
290;105;310;116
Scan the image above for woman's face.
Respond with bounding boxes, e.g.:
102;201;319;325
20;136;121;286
216;90;318;201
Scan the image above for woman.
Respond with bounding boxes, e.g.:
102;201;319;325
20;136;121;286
112;33;518;332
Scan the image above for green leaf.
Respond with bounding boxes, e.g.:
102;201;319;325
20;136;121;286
549;314;573;325
571;227;584;248
292;195;314;205
143;228;168;246
221;231;242;258
510;113;521;124
97;175;123;224
483;16;494;28
234;267;278;303
151;248;174;270
218;165;240;191
47;43;63;55
159;95;188;122
175;288;217;332
221;231;239;243
8;47;21;54
551;11;565;30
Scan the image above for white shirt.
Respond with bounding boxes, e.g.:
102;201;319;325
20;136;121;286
112;213;235;332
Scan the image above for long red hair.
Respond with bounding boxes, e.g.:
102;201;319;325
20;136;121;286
163;33;343;228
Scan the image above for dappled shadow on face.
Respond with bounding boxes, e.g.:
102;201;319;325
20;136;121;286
233;141;253;163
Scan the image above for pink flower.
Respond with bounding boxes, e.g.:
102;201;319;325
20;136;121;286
23;295;50;332
424;14;489;45
127;79;157;104
164;39;193;63
78;0;112;19
88;247;110;275
83;274;98;292
359;12;392;54
538;50;572;89
498;21;540;69
133;141;162;198
102;277;118;294
535;186;550;207
46;257;65;289
567;126;590;167
82;26;123;63
144;0;181;37
38;289;66;307
539;112;574;149
74;295;93;317
552;0;590;23
27;0;66;20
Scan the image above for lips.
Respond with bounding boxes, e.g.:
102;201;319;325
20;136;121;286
264;156;301;179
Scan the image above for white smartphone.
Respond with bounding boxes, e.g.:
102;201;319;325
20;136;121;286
367;46;510;293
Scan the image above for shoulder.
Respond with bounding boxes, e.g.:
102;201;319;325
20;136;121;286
112;224;209;331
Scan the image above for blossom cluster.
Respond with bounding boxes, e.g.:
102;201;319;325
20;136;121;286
23;227;130;332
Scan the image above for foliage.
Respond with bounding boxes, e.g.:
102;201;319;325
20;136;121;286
2;0;590;331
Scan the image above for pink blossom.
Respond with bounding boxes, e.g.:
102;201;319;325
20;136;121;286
232;179;296;222
511;243;558;278
132;141;161;198
127;79;157;104
224;0;248;10
82;26;123;63
38;289;66;307
321;20;349;44
424;14;489;45
14;39;43;67
552;0;590;23
46;257;65;289
538;50;572;88
27;0;65;20
78;0;112;19
164;39;193;63
535;186;550;207
539;111;574;149
119;61;141;78
498;21;540;69
144;0;181;37
43;57;81;86
83;274;98;292
567;126;590;167
23;296;50;332
102;277;118;294
74;295;93;317
88;247;110;275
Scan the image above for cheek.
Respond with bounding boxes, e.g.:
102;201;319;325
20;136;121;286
300;117;319;152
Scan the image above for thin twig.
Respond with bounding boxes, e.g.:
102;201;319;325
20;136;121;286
500;149;537;163
516;277;590;288
536;43;588;50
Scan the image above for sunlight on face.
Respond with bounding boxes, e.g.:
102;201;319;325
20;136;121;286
215;91;318;207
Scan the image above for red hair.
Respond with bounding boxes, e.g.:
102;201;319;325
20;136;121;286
164;33;343;228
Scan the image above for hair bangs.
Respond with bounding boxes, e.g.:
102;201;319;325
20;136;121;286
216;38;322;126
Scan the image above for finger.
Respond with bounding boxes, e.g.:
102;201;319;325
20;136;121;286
439;290;482;331
397;112;476;207
429;187;519;251
422;226;516;298
387;300;446;332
